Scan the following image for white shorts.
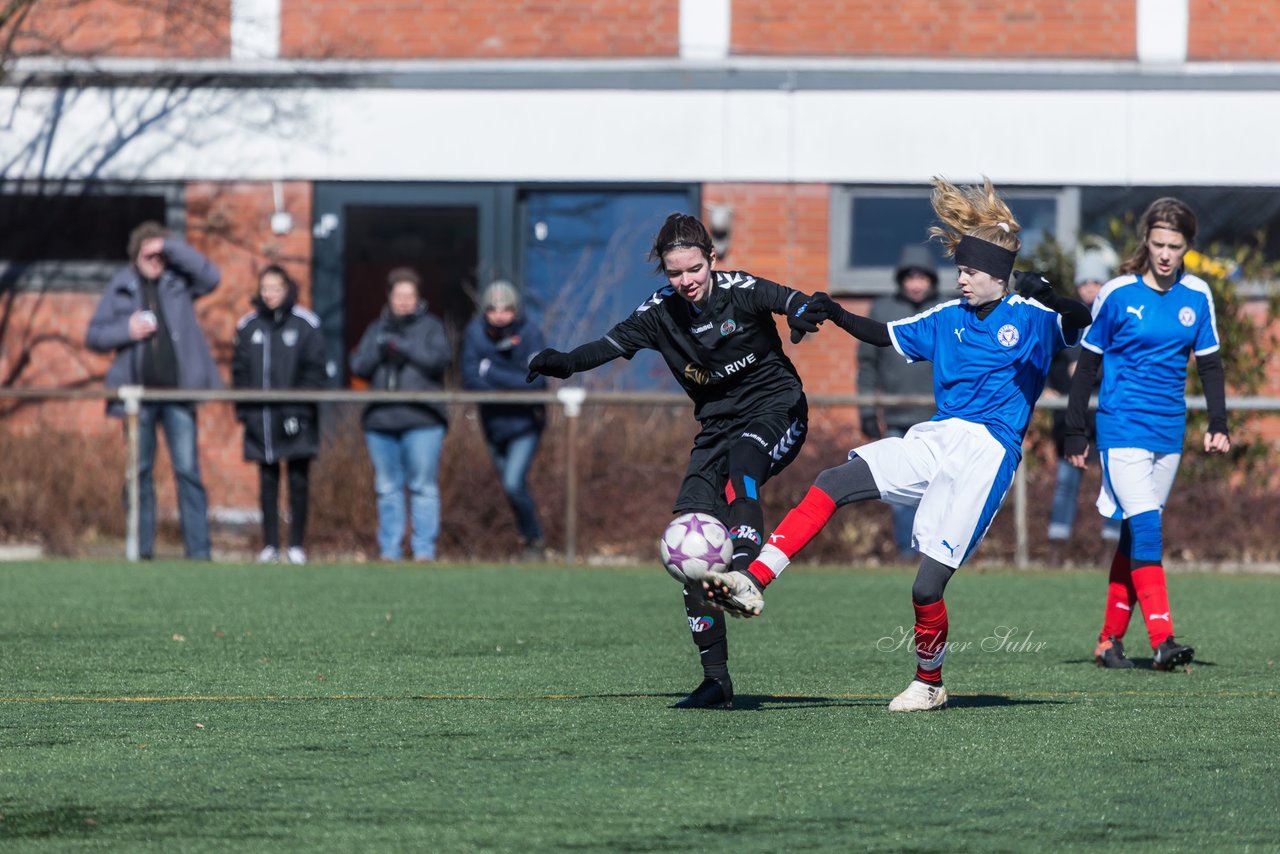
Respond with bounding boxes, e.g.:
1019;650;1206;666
1097;447;1182;519
851;419;1019;569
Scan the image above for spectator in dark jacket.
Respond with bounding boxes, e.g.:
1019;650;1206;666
86;221;221;560
350;267;452;561
856;244;944;561
232;265;328;566
1046;250;1121;564
461;280;548;558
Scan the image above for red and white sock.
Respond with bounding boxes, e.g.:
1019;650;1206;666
913;599;949;684
1132;563;1174;648
743;486;837;588
1099;548;1137;641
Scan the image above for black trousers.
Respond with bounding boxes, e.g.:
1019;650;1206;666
260;458;311;549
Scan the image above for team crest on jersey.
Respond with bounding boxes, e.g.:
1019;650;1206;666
997;324;1020;347
720;319;737;336
1178;307;1196;327
282;329;298;347
251;329;264;344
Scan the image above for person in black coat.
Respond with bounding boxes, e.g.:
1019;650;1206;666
461;280;548;558
232;265;327;564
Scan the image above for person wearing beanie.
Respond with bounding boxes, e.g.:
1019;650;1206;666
707;177;1091;712
857;243;945;561
1045;250;1121;566
461;280;549;559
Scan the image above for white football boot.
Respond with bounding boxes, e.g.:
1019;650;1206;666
703;570;764;618
887;679;948;712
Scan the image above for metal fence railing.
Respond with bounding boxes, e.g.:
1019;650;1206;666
2;386;1277;566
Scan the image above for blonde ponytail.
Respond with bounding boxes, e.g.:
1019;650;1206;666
928;176;1022;257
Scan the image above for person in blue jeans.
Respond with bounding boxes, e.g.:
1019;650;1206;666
1045;251;1121;565
350;267;452;561
460;280;548;559
86;221;222;560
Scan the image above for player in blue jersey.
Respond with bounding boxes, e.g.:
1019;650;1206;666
526;213;820;709
705;177;1092;711
1064;198;1230;671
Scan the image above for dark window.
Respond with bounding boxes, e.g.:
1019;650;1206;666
0;193;168;262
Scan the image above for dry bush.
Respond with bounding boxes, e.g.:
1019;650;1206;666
4;405;1278;564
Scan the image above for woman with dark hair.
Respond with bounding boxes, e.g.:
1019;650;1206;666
233;265;328;564
1065;198;1229;671
351;267;453;562
708;177;1091;711
526;212;820;709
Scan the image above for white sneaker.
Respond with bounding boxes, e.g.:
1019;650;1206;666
256;546;279;564
888;679;948;712
285;546;307;565
703;570;764;618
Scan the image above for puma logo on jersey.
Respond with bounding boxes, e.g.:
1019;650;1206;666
769;533;786;544
722;353;757;375
941;539;959;558
1126;305;1145;321
1148;611;1171;622
954;328;965;342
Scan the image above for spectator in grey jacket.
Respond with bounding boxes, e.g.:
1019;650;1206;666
350;268;452;561
86;221;222;560
856;244;943;561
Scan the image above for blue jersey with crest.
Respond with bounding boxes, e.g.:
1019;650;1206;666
1082;273;1220;453
888;295;1080;458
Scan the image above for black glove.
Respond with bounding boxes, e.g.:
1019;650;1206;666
1063;433;1089;460
786;297;819;344
527;348;573;382
1013;270;1055;303
380;334;409;366
789;292;850;343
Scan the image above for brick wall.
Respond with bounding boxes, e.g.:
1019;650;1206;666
731;0;1137;59
9;0;230;59
1188;0;1280;60
279;0;679;59
702;184;866;431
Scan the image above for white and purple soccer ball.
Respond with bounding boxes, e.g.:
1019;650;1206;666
660;512;732;584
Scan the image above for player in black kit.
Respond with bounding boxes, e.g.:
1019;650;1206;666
526;213;818;709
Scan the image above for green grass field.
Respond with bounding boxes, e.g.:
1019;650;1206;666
1;561;1277;851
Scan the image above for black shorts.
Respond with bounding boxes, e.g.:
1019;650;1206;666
672;395;808;517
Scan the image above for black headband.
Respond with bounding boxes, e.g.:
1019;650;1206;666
955;235;1017;282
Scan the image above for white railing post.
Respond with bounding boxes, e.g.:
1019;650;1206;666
119;385;144;563
1013;466;1029;569
557;387;587;564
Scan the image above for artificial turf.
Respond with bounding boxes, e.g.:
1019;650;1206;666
1;560;1277;851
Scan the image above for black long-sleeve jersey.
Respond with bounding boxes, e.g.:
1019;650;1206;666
601;270;808;421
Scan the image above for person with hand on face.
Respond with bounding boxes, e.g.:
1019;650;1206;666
858;244;945;561
86;221;222;560
1065;199;1229;671
233;265;327;566
706;177;1091;712
461;280;549;560
350;267;452;562
526;212;819;710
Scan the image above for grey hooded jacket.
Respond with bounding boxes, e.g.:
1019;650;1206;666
86;240;223;417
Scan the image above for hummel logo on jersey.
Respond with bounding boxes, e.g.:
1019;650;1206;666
941;539;959;558
718;272;757;289
635;286;675;313
722;352;757;375
954;327;965;343
1148;611;1171;622
1126;305;1145;321
692;322;714;334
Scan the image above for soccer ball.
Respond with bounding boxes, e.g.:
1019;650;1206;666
660;512;732;584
